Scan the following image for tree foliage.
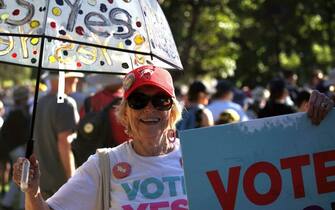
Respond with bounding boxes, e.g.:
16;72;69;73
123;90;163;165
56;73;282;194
161;0;335;87
1;1;334;88
0;63;32;87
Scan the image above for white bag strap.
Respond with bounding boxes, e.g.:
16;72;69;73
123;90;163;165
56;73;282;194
96;148;111;210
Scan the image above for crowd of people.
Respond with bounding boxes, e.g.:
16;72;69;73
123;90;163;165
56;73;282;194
0;66;333;209
178;69;335;129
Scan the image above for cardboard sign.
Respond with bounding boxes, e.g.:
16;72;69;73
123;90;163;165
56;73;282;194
180;110;335;210
0;0;182;72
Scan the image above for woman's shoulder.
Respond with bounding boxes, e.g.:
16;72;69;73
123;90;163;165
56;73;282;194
106;142;131;161
91;142;130;157
109;141;129;153
76;143;130;174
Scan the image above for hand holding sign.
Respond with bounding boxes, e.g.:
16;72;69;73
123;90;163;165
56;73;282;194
307;90;334;125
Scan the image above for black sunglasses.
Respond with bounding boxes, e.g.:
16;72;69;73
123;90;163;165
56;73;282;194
127;92;173;111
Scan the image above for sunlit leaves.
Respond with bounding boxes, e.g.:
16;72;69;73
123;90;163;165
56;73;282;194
240;0;259;11
307;15;324;31
312;43;332;63
161;0;335;85
279;52;301;69
0;63;32;87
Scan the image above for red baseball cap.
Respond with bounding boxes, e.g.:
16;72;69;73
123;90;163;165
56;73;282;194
123;65;175;99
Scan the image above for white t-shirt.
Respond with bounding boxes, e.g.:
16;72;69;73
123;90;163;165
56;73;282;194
47;140;188;210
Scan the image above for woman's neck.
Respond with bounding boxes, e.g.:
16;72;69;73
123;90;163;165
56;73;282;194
131;136;174;156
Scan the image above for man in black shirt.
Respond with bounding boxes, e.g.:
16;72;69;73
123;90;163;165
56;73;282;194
258;78;297;118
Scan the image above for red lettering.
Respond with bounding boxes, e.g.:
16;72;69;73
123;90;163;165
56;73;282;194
122;205;134;210
122;203;149;210
280;154;310;198
206;167;241;210
122;200;188;210
150;201;169;210
171;199;188;210
243;162;281;205
314;150;335;194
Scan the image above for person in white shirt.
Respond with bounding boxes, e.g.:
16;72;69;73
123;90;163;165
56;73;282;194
12;66;187;210
208;80;249;123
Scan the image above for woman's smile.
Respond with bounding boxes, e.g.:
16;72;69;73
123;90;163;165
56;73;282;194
139;117;161;124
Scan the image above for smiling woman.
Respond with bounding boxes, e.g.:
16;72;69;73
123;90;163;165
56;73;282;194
116;66;182;157
12;65;186;210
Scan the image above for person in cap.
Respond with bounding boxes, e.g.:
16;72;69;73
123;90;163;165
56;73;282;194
69;74;129;168
28;71;83;199
12;66;334;210
207;80;249;122
177;80;214;130
12;66;185;209
79;74;128;146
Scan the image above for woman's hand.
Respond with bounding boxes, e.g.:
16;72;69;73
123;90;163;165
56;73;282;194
13;155;40;196
307;90;334;125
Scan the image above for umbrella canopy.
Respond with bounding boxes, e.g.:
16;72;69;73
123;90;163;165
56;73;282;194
0;0;183;73
0;0;183;162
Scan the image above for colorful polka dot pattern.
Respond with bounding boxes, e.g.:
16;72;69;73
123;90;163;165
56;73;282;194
0;3;47;65
46;0;146;69
0;0;156;70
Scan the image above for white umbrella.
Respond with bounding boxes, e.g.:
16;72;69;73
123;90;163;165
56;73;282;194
0;0;182;71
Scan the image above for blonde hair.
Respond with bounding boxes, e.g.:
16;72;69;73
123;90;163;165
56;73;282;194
115;98;182;137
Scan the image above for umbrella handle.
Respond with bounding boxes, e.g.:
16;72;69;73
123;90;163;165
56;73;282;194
20;159;30;192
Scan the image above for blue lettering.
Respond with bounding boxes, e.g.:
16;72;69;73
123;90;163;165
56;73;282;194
140;177;164;199
121;176;186;200
162;176;180;197
121;180;140;201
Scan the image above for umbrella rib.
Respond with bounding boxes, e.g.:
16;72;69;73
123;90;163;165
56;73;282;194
151;54;183;71
0;32;153;56
0;59;127;75
137;0;153;60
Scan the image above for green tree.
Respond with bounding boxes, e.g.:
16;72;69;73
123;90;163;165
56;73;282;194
161;0;335;86
162;0;239;83
0;63;33;88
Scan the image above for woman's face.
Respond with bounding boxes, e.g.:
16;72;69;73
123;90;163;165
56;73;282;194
126;85;171;142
